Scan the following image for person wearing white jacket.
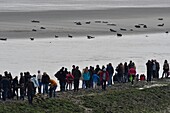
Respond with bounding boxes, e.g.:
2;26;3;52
30;75;39;95
37;70;42;94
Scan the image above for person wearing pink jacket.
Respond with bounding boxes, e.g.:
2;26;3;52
66;72;74;90
128;67;136;85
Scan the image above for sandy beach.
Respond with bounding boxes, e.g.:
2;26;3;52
0;7;170;80
0;7;170;39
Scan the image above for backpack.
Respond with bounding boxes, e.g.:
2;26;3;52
164;63;169;70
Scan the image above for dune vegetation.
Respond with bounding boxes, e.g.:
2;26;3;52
0;79;170;113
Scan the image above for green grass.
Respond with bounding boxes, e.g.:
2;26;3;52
0;84;169;113
80;85;170;113
0;98;84;113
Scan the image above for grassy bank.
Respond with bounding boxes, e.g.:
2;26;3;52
80;85;170;113
0;82;170;113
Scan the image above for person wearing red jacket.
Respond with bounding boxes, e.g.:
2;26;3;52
128;67;136;85
66;72;74;90
100;68;109;90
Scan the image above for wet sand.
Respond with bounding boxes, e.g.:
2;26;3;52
0;7;170;39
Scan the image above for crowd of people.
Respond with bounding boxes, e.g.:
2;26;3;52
0;71;57;104
0;60;169;104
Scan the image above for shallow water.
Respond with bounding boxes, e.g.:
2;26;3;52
0;33;169;78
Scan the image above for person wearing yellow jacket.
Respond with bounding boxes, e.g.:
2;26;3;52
49;79;57;98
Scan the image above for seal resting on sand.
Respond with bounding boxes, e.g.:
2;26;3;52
30;37;34;41
55;35;59;38
0;38;7;41
68;34;73;38
31;20;40;23
117;33;122;37
157;23;164;27
110;29;117;32
87;35;95;39
32;29;37;32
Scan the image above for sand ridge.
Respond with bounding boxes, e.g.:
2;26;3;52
0;7;170;39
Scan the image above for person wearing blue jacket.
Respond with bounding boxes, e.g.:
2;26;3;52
92;71;99;89
83;67;90;89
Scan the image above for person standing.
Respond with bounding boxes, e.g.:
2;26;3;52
19;72;25;100
89;66;94;88
128;60;133;69
0;76;10;101
72;65;76;75
106;63;114;86
124;62;129;83
146;60;152;82
42;72;50;95
65;72;74;90
24;72;31;95
37;70;42;94
95;65;101;75
82;67;90;89
100;68;109;90
92;71;99;89
0;74;2;100
152;60;157;79
12;76;19;100
30;75;39;95
26;79;34;105
54;67;66;92
152;60;157;78
162;60;169;78
73;66;81;92
156;60;160;78
128;66;136;85
117;63;124;83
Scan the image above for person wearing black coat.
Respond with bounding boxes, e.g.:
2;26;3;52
156;61;160;78
26;79;34;104
0;76;10;101
42;72;50;95
24;72;31;95
54;67;66;92
146;60;152;82
89;66;94;88
12;76;19;100
72;65;76;75
124;62;129;83
162;60;169;78
0;74;2;99
73;66;81;92
107;63;114;85
95;65;101;75
19;72;25;100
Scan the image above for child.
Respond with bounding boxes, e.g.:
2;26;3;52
92;71;99;89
